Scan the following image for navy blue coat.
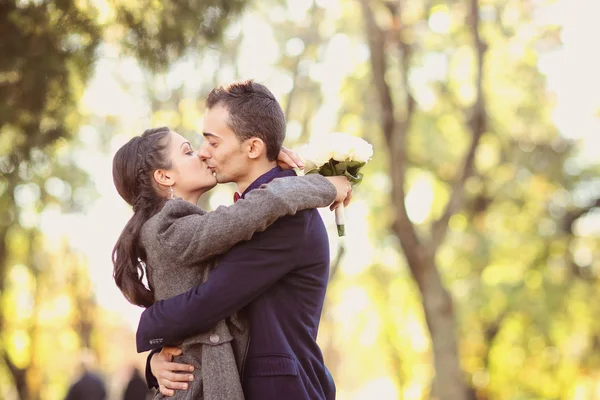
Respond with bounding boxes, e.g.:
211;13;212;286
137;167;336;400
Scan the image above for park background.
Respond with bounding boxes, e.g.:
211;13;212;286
1;0;599;399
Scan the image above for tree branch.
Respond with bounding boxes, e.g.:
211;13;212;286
562;197;600;234
360;0;425;281
284;56;302;122
359;0;396;144
1;349;28;399
391;0;416;121
430;0;487;252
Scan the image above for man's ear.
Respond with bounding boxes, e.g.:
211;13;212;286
246;137;266;160
153;169;174;187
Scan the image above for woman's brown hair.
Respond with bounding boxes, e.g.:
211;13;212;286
111;127;171;307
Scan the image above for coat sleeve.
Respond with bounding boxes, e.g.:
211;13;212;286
137;211;308;352
155;174;335;265
144;348;161;389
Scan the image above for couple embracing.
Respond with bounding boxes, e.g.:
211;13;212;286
111;80;351;400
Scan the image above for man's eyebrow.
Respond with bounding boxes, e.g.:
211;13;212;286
203;132;220;139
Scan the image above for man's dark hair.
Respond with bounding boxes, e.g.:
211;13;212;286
206;80;285;161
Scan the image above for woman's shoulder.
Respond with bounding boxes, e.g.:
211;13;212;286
142;199;205;236
161;198;205;217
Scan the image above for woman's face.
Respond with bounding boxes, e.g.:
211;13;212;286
165;131;217;197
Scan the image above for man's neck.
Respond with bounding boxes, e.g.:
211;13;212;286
236;160;278;194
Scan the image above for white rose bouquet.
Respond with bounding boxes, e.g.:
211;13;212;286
298;132;373;236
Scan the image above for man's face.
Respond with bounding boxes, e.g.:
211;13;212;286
199;105;250;184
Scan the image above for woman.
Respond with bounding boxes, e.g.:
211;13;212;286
112;127;348;399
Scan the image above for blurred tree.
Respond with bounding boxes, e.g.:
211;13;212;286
357;0;487;397
114;0;247;71
0;0;250;397
346;0;600;398
0;1;101;397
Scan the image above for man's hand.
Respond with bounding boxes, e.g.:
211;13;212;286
277;146;305;170
150;347;195;397
325;176;352;210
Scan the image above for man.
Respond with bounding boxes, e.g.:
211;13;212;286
136;80;350;399
64;350;107;400
122;367;152;400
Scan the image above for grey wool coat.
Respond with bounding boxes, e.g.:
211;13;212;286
140;174;336;400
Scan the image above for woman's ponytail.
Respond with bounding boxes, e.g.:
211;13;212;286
111;127;171;308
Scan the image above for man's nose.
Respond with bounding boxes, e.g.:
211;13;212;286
198;143;211;160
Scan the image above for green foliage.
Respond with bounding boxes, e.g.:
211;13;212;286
306;160;366;185
0;0;250;398
335;0;600;398
114;0;248;71
0;1;100;160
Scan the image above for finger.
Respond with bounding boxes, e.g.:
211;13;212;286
277;152;298;169
343;190;353;207
158;375;191;390
282;147;305;168
161;370;194;383
159;385;175;397
330;201;340;211
163;347;183;356
277;160;294;171
163;361;195;373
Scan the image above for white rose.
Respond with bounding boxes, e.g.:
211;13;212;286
298;142;332;168
326;132;373;163
312;139;335;166
300;132;373;167
350;137;374;163
327;133;355;162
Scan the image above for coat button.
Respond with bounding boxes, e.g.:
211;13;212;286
209;334;220;344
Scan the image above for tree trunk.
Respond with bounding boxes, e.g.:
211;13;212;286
391;182;466;400
2;352;29;400
0;171;32;399
358;0;489;398
418;265;465;399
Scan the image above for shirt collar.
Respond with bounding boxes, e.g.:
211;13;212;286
238;166;297;200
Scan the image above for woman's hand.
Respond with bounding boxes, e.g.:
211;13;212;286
325;176;352;211
277;146;305;170
150;347;194;397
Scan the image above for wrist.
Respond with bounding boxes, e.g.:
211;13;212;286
320;176;338;204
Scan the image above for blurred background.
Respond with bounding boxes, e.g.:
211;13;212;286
1;0;599;399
